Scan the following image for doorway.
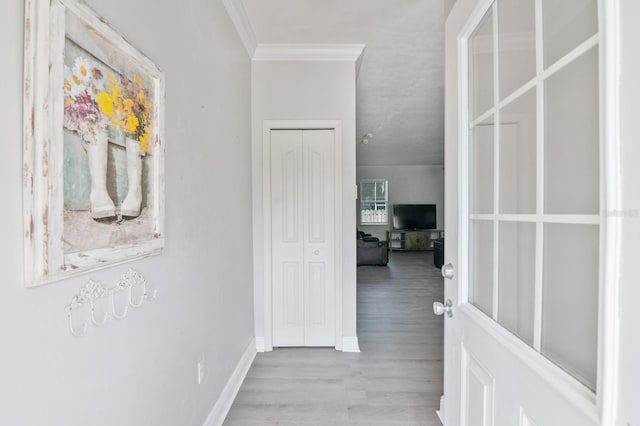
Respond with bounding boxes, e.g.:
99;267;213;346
261;121;343;350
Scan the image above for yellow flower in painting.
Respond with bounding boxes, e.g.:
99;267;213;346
65;96;73;104
133;74;143;87
139;128;151;152
64;79;72;92
110;84;122;101
126;114;139;133
137;90;147;104
123;98;135;114
97;92;114;116
72;75;81;86
79;65;87;77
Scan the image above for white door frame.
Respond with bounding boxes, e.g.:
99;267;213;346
444;0;621;422
262;120;343;351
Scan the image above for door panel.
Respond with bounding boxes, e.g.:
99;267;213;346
282;262;302;326
444;0;603;424
282;147;301;242
303;130;335;346
462;348;495;426
271;130;305;346
272;129;335;347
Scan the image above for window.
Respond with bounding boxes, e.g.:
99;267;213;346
359;179;388;225
466;0;600;390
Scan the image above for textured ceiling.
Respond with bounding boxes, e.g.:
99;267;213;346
241;0;445;166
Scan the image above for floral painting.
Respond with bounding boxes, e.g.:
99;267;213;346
62;38;157;254
23;0;165;287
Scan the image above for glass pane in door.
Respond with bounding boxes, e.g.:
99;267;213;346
498;221;536;345
498;0;536;99
499;89;536;214
470;116;495;214
541;223;599;390
542;0;598;67
469;220;494;317
469;8;495;119
544;48;599;215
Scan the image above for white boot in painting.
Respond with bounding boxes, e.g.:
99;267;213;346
85;131;116;219
120;137;144;218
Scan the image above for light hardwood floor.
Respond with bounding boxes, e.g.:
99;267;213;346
224;251;444;426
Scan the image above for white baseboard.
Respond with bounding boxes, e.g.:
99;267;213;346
255;336;265;352
341;336;360;352
203;338;256;426
436;394;445;425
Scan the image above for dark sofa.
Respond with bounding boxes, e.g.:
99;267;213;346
357;231;389;266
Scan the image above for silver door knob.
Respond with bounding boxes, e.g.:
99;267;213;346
433;299;453;317
314;250;320;255
441;263;454;280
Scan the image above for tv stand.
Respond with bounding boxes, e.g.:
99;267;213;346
387;229;443;251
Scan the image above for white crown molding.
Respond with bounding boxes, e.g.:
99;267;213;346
221;0;257;57
253;43;366;64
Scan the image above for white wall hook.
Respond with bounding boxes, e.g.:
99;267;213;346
91;303;109;326
65;305;88;337
111;295;129;320
64;269;156;337
145;287;158;301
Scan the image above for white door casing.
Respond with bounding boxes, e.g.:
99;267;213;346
442;0;620;425
263;121;343;350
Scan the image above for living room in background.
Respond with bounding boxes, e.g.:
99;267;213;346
359;179;388;225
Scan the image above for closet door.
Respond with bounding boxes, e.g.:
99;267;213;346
271;130;305;346
271;129;335;347
303;130;335;346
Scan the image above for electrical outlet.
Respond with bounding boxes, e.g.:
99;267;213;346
197;354;206;385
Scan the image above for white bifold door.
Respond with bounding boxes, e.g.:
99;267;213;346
271;129;336;347
442;0;616;425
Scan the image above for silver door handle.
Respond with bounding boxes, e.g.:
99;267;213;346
433;300;453;317
314;250;320;255
441;263;454;280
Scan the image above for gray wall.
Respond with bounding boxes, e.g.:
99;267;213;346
0;0;253;424
252;60;358;342
444;0;457;19
357;165;445;241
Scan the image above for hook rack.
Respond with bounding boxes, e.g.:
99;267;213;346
64;269;157;337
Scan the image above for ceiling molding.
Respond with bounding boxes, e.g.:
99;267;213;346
253;44;366;63
221;0;257;57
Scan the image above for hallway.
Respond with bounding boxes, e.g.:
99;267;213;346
225;251;444;425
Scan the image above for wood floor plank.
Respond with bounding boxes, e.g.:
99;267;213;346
224;251;444;425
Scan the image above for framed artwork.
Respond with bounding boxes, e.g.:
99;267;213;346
24;0;165;287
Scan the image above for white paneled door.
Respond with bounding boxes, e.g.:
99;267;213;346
271;129;335;347
442;0;618;424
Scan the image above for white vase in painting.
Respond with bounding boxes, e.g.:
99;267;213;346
120;137;144;218
84;131;116;219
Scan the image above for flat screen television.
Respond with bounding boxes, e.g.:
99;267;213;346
392;204;436;230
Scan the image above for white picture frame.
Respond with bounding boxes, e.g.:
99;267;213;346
23;0;166;287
